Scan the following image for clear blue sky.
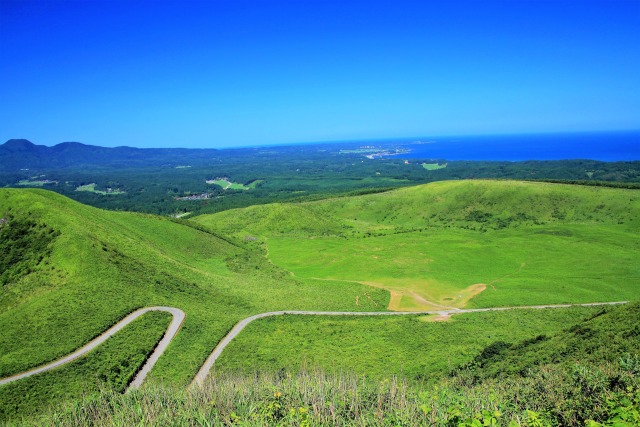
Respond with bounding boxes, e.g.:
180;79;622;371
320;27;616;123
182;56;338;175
1;0;639;148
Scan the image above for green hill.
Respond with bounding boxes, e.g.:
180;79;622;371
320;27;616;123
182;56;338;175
199;180;640;236
459;301;640;379
198;202;349;237
196;180;640;310
445;301;640;426
0;188;386;420
1;181;638;423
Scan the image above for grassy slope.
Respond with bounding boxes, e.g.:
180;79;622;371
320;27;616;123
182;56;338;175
0;189;387;388
11;302;640;427
199;180;640;236
214;306;602;381
196;180;640;309
462;301;640;379
2;181;638;421
0;311;171;421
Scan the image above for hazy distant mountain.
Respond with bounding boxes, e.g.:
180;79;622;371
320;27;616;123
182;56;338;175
0;139;221;170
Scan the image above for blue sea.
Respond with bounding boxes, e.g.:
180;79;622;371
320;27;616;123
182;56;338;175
381;131;640;162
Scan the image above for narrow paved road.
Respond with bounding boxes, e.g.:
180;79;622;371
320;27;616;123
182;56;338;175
0;306;185;391
0;302;627;389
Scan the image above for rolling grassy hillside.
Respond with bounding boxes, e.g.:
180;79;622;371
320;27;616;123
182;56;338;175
0;311;171;420
0;188;387;420
11;302;640;426
198;180;640;236
1;181;638;423
196;180;640;310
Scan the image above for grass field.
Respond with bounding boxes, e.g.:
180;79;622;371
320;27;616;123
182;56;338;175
0;188;387;418
75;183;126;195
422;162;447;170
16;179;57;186
267;224;638;309
214;306;602;380
197;180;640;310
206;179;263;190
1;180;638;422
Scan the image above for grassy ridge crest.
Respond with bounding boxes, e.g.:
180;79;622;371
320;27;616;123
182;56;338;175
197;180;640;237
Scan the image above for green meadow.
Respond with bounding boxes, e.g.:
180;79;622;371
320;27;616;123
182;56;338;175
75;183;126;195
214;306;602;380
206;178;263;190
1;180;638;423
422;162;447;170
16;179;57;186
197;180;640;310
266;224;638;309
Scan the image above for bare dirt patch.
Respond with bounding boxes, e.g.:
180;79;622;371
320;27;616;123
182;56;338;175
452;283;487;308
387;289;404;311
360;281;452;312
312;277;487;312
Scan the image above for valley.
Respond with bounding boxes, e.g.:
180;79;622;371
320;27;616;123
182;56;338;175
0;179;638;424
197;180;640;310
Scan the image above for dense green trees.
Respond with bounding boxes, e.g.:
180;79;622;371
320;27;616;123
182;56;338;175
2;142;639;216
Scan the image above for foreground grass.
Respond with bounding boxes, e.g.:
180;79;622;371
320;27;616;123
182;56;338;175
9;362;638;427
12;302;640;426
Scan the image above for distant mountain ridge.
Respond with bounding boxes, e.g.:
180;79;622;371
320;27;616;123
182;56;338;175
0;139;221;169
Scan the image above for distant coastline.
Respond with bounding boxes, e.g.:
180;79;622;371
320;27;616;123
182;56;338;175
375;130;640;162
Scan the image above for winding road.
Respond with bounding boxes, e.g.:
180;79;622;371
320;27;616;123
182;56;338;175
0;307;185;390
0;301;627;390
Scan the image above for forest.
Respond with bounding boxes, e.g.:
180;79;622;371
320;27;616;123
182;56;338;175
2;139;639;216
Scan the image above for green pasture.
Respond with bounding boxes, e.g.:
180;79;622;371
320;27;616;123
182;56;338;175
267;224;639;309
75;183;125;195
214;306;602;380
207;179;262;190
422;162;447;170
199;180;640;310
16;180;56;186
